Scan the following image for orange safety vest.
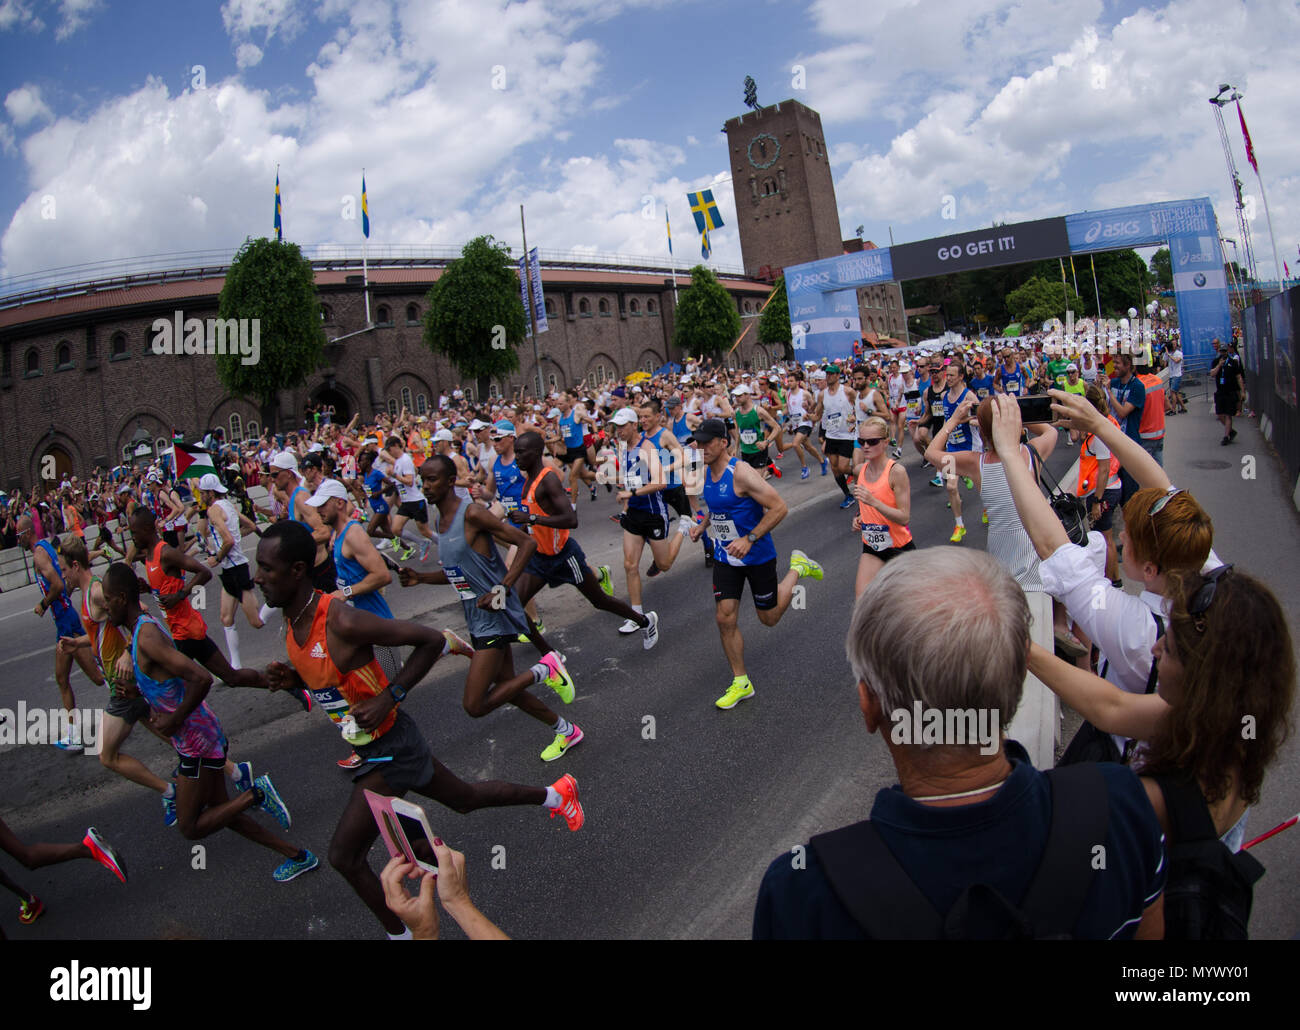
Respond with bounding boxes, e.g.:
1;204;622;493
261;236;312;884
1078;416;1121;496
1137;373;1165;441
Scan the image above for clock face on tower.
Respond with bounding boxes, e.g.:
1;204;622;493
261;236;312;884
747;133;780;169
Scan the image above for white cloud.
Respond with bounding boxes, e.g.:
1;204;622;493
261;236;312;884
5;84;53;126
0;0;43;33
53;0;101;39
235;42;264;68
221;0;304;41
0;121;15;155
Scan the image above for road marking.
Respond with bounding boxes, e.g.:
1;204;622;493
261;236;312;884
0;643;56;667
0;609;36;622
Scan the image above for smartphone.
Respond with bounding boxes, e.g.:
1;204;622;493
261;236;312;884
364;789;439;875
1016;395;1054;424
380;550;403;574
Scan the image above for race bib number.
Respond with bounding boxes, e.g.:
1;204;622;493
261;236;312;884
624;471;643;491
501;495;520;512
825;411;843;428
861;524;891;552
739;428;759;446
931;400;945;417
710;515;740;543
440;564;478;601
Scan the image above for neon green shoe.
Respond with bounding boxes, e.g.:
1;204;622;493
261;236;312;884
515;620;545;644
789;549;823;581
538;651;574;704
540;724;583;763
715;678;755;710
597;565;613;597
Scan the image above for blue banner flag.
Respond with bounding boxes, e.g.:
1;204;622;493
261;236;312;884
361;174;369;239
687;189;723;234
701;227;711;260
665;208;672;255
274;170;282;241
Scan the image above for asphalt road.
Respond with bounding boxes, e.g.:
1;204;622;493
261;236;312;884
2;419;1296;940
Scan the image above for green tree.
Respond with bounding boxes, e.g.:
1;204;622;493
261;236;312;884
672;264;742;359
1149;247;1171;290
215;236;325;432
1004;276;1084;327
423;235;528;400
758;277;793;360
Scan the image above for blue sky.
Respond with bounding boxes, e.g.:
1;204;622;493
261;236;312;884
1;0;1297;286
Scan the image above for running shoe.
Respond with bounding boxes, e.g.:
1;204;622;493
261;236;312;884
232;761;254;794
820;458;829;476
53;733;83;753
677;514;696;537
790;550;823;581
839;496;855;509
538;651;575;704
768;463;782;479
297;688;313;713
1229;428;1238;441
417;538;433;562
597;565;613;597
589;484;598;502
642;610;659;650
83;827;127;883
929;474;943;487
1220;436;1231;446
981;510;989;525
891;447;903;459
646;560;661;578
337;752;364;770
962;476;974;490
161;789;177;828
253;774;292;830
442;628;475;659
376;538;392;551
608;513;622;524
541;724;583;763
715;678;755;710
921;459;933;469
392;541;414;560
549;773;584;830
618;618;640;635
272;850;320;883
18;896;44;925
800;466;810;480
949;526;966;543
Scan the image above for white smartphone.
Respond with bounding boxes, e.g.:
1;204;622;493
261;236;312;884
364;789;439;875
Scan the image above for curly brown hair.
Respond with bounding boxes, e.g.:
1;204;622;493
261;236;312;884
1135;567;1296;806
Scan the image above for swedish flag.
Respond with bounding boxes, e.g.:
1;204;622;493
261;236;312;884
687;189;723;234
665;208;672;256
361;173;370;239
701;227;711;260
274;170;282;241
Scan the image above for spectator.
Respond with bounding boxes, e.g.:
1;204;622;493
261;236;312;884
753;548;1165;939
380;842;507;940
1105;354;1145;504
1210;339;1244;445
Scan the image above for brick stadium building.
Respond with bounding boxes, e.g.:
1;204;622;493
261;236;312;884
0;255;772;490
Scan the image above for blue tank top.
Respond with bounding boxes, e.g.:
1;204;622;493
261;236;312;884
943;386;973;450
493;455;525;512
364;467;385;498
673;413;690;441
35;539;74;617
701;458;776;567
624;436;668;517
560;410;584;448
289;485;308;526
999;364;1025;395
333;520;393;618
969;375;994;400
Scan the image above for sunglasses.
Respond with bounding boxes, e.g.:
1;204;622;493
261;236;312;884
1190;563;1233;626
1145;487;1187;566
861;437;886;447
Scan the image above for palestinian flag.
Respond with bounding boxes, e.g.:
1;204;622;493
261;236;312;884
174;442;216;480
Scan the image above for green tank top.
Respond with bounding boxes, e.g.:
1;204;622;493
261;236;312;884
736;406;763;454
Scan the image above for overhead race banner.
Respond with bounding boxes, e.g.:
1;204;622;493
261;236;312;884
889;217;1068;280
784;197;1229;368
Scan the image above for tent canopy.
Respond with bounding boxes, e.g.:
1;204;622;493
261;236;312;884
654;362;682;377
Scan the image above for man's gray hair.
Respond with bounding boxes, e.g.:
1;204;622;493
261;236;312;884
845;548;1029;726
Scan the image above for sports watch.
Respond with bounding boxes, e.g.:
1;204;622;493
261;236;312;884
746;533;758;543
389;683;407;703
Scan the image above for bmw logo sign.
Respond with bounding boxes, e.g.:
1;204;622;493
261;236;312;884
1193;272;1207;288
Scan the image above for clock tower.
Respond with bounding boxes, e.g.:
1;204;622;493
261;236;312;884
722;99;844;279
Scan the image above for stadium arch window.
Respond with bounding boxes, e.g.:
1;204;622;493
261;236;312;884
400;386;413;410
464;384;475;402
647;298;658;316
578;298;591;317
111;331;128;359
594;362;607;383
387;398;398;417
321;304;333;323
56;342;73;370
489;382;500;398
247;420;260;440
155;437;168;455
24;348;40;376
406;303;420;325
229;413;243;442
547;373;558;392
642;357;655;374
598;298;610;317
416;393;428;415
629;298;641;316
377;305;392;327
544;298;556;318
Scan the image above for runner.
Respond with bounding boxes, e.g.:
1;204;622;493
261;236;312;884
887;359;907;459
997;348;1027;396
506;430;658;647
102;563;318;883
811;364;857;508
640;396;695;577
732;385;783;480
17;516;104;751
400;454;583;762
475;420;544;632
56;537;181;824
360;449;404;556
255;520;580;938
849;417;913;597
686;418;823;709
383;436;435;560
0;818;126;931
935;361;977;542
295;452;343;588
198;473;264;670
557;390;597;502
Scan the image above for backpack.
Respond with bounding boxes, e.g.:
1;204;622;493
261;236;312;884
809;764;1108;939
1153;775;1263;940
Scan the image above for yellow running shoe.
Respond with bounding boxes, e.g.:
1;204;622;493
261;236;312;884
715;678;755;710
537;651;575;704
597;565;613;597
541;724;583;763
789;549;823;580
442;629;475;659
950;525;966;543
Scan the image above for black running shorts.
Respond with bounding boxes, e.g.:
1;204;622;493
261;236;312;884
712;558;779;610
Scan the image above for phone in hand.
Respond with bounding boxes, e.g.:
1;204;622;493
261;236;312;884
364;790;439;875
1016;395;1054;424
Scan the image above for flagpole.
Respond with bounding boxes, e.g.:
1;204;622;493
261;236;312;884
362;168;371;326
520;204;542;400
667;205;678;307
1090;254;1102;318
1238;99;1284;290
